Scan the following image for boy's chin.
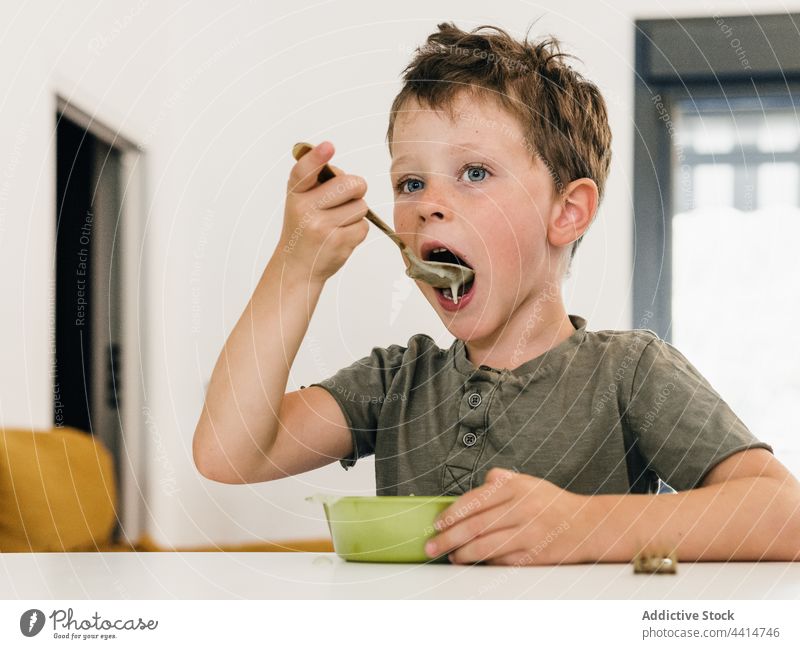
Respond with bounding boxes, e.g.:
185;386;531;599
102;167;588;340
436;312;494;342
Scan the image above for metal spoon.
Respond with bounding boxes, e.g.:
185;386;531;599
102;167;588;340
292;142;475;300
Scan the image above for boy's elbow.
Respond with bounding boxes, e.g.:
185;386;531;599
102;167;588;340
193;450;246;484
782;484;800;560
764;479;800;560
192;436;221;482
191;425;267;485
192;424;236;484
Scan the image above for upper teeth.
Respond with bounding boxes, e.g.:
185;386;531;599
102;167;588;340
431;247;448;254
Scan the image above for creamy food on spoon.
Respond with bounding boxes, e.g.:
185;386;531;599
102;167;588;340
416;245;476;305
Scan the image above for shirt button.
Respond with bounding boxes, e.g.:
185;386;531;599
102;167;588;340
467;392;482;408
462;431;478;447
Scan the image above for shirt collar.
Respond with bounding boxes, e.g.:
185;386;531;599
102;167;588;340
451;314;588;381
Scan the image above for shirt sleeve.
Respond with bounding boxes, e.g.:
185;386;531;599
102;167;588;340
309;341;409;470
625;335;774;491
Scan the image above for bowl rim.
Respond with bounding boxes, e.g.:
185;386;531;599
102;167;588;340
328;495;458;504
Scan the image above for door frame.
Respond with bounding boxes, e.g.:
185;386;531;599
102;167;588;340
53;95;147;544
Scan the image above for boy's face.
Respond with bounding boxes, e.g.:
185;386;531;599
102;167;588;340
390;91;564;343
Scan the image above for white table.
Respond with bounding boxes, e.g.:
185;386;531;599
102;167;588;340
1;553;797;599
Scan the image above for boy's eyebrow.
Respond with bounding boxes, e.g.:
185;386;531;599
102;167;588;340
390;142;497;172
389;155;411;172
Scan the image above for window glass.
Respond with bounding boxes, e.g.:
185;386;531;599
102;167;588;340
672;99;800;477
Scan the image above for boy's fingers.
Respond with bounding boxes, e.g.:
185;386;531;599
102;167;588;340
288;141;335;194
303;174;368;212
485;550;536;567
322;198;369;228
447;528;520;565
434;476;515;531
426;504;516;557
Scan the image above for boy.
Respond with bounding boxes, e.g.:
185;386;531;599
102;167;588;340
193;23;800;565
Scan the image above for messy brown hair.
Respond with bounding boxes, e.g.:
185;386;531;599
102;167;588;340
386;21;612;260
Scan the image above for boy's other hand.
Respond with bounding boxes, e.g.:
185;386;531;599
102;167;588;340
425;467;589;566
278;140;370;284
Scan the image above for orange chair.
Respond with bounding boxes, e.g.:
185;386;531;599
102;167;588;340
0;427;117;552
0;426;332;553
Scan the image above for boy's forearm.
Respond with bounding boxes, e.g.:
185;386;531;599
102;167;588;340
193;251;324;480
581;478;800;562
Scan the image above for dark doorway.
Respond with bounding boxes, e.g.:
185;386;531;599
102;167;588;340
54;113;123;485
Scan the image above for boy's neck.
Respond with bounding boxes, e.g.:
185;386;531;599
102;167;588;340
464;292;576;372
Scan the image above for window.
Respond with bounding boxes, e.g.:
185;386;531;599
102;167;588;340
634;15;800;477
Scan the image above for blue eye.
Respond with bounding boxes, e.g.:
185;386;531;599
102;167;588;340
463;165;487;182
398;178;424;193
396;165;488;194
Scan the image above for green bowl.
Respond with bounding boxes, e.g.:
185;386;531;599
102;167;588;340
320;496;458;563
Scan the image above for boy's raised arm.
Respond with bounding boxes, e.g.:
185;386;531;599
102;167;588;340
192;141;370;484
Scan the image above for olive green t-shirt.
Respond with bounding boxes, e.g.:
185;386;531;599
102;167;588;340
309;315;772;496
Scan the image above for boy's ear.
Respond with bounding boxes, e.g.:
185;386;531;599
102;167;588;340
547;178;599;249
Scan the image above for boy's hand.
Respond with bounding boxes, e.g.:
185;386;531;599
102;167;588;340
425;468;589;565
278;141;370;283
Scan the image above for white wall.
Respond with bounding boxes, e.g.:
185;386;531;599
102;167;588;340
1;0;796;546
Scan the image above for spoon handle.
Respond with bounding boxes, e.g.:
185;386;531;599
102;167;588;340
291;142;414;259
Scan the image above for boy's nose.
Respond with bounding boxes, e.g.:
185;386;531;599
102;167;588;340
416;185;453;222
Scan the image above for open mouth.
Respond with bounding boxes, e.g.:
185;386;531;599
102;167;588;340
424;246;476;303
